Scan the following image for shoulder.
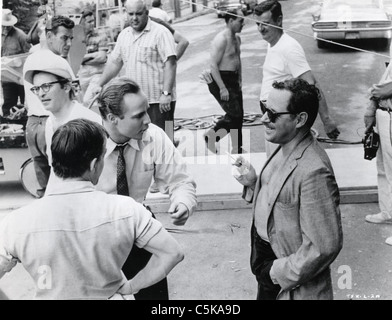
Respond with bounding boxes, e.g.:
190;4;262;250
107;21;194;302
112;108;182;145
212;31;227;47
281;33;304;50
72;102;102;123
299;139;333;173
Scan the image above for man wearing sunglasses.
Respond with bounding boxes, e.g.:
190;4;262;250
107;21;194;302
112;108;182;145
233;78;342;300
254;0;340;156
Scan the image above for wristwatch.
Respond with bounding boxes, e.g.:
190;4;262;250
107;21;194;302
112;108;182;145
162;90;171;96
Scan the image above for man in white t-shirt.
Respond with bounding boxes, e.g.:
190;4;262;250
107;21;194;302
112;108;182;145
149;0;172;24
254;0;340;156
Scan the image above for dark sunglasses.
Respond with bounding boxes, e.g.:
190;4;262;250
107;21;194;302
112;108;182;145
260;101;296;123
30;80;67;95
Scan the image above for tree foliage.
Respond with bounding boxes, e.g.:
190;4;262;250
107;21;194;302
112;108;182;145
3;0;41;34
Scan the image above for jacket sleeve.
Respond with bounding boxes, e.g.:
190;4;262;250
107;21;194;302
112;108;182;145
271;166;343;291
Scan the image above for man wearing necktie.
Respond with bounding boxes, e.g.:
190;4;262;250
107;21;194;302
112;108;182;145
95;77;197;300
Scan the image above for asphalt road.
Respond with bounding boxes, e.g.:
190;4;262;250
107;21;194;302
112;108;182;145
172;0;391;156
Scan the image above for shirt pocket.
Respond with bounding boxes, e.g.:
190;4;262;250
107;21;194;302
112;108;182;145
137;46;158;64
136;165;155;192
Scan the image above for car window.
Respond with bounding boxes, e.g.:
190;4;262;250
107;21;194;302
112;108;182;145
324;0;381;8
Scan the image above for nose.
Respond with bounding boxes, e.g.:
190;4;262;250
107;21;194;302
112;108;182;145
260;112;270;124
143;113;151;125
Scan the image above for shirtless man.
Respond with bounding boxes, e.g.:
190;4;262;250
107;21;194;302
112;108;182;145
202;9;245;154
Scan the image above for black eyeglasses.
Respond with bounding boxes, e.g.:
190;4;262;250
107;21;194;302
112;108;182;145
260;101;296;123
30;80;65;95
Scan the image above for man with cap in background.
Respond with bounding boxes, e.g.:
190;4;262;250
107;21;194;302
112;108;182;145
1;9;31;117
23;15;76;197
24;51;101;187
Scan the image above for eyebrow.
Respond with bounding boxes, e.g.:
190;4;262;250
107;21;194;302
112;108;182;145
131;111;146;119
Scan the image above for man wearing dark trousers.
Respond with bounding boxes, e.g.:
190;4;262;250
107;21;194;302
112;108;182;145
95;77;197;299
233;79;342;300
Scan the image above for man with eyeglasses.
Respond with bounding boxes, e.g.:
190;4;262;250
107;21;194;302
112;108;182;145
253;0;340;156
24;50;101;189
233;78;342;300
23;15;76;197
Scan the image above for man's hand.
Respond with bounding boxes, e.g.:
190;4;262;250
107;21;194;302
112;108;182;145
220;87;229;101
323;119;340;140
168;202;189;226
159;94;172;113
371;82;392;100
199;69;213;84
231;155;257;187
364;115;376;133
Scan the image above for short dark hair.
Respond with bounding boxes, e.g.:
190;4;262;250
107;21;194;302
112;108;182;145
81;9;94;19
272;79;320;128
45;15;75;34
98;77;141;120
152;0;161;7
254;0;282;22
51;119;107;179
224;9;239;24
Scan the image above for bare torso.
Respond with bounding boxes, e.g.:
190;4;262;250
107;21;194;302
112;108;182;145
214;30;241;72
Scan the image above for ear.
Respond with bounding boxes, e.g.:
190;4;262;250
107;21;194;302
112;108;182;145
63;83;72;93
295;112;308;129
46;30;53;41
107;113;118;125
89;157;98;172
276;15;283;27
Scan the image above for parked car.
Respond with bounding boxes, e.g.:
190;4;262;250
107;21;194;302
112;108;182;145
214;0;257;18
311;0;392;49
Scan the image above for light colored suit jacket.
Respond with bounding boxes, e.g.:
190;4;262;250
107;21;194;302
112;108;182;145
244;133;343;300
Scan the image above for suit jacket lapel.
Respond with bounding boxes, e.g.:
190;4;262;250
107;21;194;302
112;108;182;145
265;133;315;218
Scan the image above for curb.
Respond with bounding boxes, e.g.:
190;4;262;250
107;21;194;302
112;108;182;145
144;186;379;214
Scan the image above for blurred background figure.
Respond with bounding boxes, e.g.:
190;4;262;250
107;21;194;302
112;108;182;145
78;10;109;102
1;9;31;118
149;0;172;24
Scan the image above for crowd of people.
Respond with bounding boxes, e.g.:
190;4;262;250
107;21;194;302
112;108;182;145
0;0;391;300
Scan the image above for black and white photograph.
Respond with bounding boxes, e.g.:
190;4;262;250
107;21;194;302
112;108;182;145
1;0;392;305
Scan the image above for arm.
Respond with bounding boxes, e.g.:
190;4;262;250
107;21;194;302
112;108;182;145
159;55;177;113
118;227;184;295
152;127;197;225
298;71;340;139
82;50;107;65
97;59;123;88
173;31;189;61
210;34;229;101
270;167;343;291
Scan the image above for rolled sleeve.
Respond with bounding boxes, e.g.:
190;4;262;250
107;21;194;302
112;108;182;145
157;27;177;63
133;204;163;249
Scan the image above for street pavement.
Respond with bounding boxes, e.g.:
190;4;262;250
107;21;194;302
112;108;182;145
1;203;392;300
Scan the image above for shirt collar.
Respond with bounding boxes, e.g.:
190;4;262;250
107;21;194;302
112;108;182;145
105;125;152;157
45;176;96;196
